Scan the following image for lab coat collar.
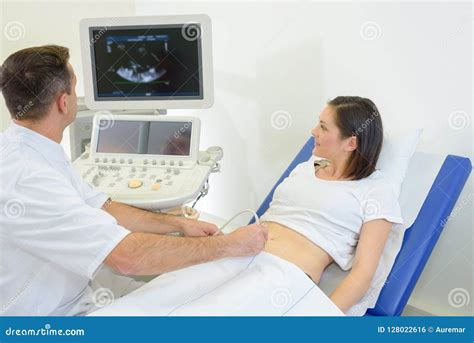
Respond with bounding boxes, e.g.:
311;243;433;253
5;122;69;163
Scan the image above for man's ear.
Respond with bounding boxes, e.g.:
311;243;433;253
56;92;68;115
345;135;358;152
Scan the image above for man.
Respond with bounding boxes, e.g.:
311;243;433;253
0;45;267;316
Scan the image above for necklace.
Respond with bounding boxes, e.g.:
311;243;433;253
314;158;331;175
314;158;331;169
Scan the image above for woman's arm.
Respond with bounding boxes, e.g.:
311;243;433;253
330;219;392;313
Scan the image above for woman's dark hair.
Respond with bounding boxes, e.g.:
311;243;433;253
327;96;383;180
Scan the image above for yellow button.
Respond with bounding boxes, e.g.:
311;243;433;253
151;183;161;191
128;179;143;189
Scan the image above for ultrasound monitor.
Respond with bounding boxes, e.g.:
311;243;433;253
80;15;213;110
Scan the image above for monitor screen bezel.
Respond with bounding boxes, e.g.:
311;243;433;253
80;15;213;110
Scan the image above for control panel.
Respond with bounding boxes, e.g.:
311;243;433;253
72;113;223;210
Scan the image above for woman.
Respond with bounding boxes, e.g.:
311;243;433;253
261;96;403;313
92;96;403;317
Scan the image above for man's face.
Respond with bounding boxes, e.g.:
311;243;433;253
66;63;78;124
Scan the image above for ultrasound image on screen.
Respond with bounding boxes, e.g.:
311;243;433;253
90;25;203;100
96;120;192;156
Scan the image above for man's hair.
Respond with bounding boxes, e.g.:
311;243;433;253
0;45;71;121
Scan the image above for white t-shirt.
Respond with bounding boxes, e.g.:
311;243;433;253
260;155;404;271
0;123;130;315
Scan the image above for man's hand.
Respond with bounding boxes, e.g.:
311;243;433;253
178;217;220;237
102;200;220;236
225;223;268;257
106;223;268;276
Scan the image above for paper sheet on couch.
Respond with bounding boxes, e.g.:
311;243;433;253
90;252;345;316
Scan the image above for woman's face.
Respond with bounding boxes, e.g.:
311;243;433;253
311;105;354;159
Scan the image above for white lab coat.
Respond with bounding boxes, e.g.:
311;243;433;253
0;122;131;315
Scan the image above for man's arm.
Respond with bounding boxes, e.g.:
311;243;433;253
329;219;392;313
105;224;268;276
102;200;217;236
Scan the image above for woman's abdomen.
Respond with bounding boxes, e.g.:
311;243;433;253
263;221;334;284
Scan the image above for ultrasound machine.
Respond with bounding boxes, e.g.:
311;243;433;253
71;15;222;210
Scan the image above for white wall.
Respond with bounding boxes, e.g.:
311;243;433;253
1;0;472;316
